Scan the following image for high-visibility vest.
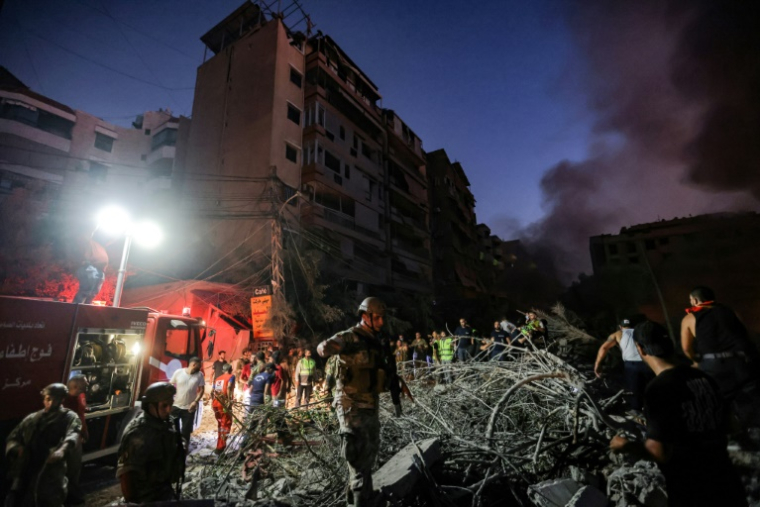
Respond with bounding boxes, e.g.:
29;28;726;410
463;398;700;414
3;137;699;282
439;337;455;361
298;357;316;377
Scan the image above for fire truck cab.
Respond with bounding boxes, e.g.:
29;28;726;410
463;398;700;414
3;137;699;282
0;297;204;462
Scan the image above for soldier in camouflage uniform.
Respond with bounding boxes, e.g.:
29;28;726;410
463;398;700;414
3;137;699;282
5;383;82;507
318;297;403;507
117;382;185;503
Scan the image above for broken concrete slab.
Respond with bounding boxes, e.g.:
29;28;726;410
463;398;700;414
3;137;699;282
527;478;580;507
568;465;603;490
373;438;442;500
566;485;608;507
607;460;667;507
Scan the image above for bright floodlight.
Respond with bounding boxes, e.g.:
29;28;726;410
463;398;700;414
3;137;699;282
132;220;163;248
96;206;130;236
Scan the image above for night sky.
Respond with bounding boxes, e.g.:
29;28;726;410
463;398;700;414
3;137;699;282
2;0;758;281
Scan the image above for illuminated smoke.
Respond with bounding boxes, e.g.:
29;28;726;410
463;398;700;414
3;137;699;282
513;0;760;283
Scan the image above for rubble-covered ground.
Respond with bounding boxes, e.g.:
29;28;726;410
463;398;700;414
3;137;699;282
91;306;760;506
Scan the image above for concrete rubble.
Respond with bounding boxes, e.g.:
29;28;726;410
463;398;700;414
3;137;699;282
373;438;442;500
161;305;760;507
567;485;609;507
606;460;667;507
527;478;581;506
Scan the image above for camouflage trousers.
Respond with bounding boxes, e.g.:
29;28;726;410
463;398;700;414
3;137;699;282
336;405;380;507
6;459;68;507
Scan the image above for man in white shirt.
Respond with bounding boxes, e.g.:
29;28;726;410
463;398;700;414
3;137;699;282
500;317;516;334
169;357;205;448
594;318;653;413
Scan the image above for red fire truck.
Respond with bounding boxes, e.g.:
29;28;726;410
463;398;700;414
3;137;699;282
0;297;204;461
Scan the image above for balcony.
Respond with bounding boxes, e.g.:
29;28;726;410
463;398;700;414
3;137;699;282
0;118;71;152
302;205;384;246
146;145;175;167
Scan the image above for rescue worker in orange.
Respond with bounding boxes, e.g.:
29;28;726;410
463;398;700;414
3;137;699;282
211;362;236;453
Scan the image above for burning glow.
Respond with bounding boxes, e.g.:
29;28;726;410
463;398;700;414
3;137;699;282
131;342;142;356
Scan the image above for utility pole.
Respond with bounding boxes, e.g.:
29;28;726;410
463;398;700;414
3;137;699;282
269;167;288;346
271;213;285;344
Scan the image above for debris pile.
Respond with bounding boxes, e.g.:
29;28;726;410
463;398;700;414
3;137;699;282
186;345;641;506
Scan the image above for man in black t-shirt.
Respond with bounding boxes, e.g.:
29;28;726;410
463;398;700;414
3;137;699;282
211;350;228;382
610;321;746;507
454;318;473;362
489;321;509;361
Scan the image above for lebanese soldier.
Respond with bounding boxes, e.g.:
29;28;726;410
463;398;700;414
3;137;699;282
117;382;185;503
5;383;82;507
318;297;402;507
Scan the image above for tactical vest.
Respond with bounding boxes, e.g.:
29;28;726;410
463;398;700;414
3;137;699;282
334;329;388;406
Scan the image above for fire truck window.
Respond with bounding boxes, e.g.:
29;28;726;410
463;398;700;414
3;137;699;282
165;320;190;356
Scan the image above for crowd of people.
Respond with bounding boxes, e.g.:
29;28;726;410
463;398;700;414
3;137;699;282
4;287;759;506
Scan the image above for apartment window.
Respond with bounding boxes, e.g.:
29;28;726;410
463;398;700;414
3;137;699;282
282;183;298;206
287;103;301;125
144;129;151;135
285;144;299;163
324;150;341;173
94;132;114;152
151;128;177;150
0;101;38;126
326;131;334;141
339;126;345;140
290;67;302;88
608;244;618;255
0;101;74;139
361;142;374;161
344;164;350;179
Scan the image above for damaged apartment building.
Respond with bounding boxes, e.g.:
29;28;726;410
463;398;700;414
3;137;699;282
175;1;433;302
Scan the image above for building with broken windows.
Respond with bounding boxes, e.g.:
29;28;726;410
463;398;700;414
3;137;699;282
175;1;432;307
588;211;760;339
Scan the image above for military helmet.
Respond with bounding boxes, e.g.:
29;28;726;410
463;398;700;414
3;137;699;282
141;382;176;404
358;297;386;316
41;383;68;401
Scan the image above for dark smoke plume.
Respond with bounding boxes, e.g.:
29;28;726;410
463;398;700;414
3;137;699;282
506;0;760;283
